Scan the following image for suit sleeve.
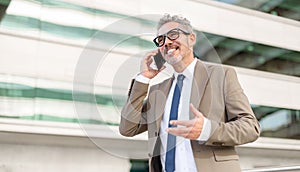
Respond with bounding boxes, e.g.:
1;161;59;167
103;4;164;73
119;79;150;137
205;68;260;146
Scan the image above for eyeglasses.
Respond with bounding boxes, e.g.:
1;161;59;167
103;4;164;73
153;28;190;47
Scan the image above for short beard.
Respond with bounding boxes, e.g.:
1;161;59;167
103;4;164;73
165;54;183;65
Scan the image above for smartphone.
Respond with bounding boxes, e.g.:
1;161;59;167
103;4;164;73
153;51;166;70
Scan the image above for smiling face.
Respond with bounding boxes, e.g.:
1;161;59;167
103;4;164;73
157;21;196;67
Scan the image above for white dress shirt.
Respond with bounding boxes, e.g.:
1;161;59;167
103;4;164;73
136;58;211;172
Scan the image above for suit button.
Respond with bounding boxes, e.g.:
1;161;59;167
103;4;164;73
148;153;152;157
155;132;158;136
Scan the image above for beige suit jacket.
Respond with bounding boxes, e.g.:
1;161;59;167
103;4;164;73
119;59;260;172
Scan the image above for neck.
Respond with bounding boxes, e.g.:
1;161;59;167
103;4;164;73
173;52;194;73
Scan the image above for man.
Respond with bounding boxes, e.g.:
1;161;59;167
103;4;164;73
119;14;260;172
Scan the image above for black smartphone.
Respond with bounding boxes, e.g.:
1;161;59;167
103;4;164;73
153;51;166;70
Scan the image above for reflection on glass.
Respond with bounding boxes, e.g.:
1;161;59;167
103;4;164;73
215;0;300;21
252;105;300;139
0;0;10;21
0;81;125;125
1;0;299;77
195;32;300;77
0;0;299;141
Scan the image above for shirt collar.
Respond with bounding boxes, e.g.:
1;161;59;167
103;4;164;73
174;58;197;81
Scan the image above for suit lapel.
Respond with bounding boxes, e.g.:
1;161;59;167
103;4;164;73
155;77;174;132
189;60;209;119
154;60;210;128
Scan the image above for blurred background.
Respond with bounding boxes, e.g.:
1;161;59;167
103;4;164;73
0;0;299;171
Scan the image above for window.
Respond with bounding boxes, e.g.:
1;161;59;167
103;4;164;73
0;0;11;22
215;0;300;21
252;105;300;139
195;32;300;77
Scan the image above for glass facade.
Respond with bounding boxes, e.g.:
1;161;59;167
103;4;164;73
215;0;300;21
0;0;299;141
0;0;300;76
130;160;149;172
0;81;124;125
1;0;299;77
195;32;300;77
253;105;300;139
0;79;299;139
0;0;10;21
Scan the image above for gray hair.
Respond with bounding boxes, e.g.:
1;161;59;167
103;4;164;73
157;14;194;33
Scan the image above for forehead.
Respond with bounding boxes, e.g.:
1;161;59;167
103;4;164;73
158;22;180;35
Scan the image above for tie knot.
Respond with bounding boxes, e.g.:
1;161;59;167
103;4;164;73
177;74;185;82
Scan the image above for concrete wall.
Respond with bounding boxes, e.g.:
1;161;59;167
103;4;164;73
0;119;299;172
0;143;130;172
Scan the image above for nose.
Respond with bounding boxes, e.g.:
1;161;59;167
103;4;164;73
164;36;174;45
162;40;173;53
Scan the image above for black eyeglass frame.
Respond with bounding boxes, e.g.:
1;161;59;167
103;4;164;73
153;28;190;47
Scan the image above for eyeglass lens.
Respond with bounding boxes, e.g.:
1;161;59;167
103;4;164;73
154;29;180;47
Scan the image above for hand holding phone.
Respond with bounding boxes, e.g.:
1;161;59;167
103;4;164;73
153;51;166;70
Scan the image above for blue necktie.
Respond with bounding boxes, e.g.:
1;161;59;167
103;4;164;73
165;74;185;172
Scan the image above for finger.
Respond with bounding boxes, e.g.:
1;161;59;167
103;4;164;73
149;68;159;74
169;125;202;140
170;120;193;127
146;58;153;66
166;127;192;137
190;103;202;118
144;54;152;61
147;50;159;57
143;51;158;62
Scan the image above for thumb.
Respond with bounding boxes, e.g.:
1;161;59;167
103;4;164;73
190;103;202;118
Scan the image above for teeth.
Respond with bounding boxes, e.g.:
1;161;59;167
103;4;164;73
167;49;176;54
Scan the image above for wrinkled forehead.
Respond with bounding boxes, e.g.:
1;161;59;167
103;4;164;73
157;21;186;35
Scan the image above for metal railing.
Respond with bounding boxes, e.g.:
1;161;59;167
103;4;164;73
243;166;300;172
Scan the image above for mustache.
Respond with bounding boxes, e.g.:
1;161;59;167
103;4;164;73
164;44;179;54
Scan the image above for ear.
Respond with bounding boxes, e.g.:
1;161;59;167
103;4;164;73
188;33;196;47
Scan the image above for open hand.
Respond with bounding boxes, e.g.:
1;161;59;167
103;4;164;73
166;103;204;140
